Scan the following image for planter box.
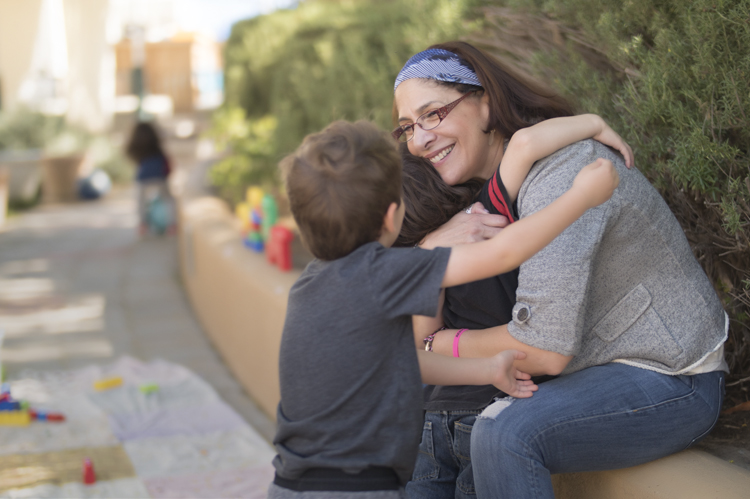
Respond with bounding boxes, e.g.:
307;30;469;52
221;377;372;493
41;154;84;203
0;150;43;204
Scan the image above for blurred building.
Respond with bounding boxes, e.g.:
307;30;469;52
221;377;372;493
0;0;224;132
0;0;114;131
115;32;224;113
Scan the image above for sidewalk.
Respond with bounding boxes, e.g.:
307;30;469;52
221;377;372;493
0;186;277;495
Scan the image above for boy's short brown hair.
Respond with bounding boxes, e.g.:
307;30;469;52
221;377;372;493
281;120;402;261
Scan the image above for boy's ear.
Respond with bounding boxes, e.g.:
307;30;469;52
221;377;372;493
381;202;399;235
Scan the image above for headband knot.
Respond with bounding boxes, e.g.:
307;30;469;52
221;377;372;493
394;48;482;93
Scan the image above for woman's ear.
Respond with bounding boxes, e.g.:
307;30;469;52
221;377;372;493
479;90;492;132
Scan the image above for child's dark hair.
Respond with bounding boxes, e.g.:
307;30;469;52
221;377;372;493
395;144;483;248
126;121;165;162
281;120;402;261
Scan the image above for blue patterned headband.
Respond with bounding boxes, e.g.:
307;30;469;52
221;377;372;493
394;48;482;93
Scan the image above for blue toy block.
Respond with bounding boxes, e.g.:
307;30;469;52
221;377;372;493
0;400;20;411
251;209;263;226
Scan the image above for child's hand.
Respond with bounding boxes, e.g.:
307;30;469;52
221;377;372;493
487;350;538;398
572;158;620;208
591;117;634;168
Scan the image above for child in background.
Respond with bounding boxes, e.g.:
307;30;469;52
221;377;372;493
269;120;619;498
125;121;174;236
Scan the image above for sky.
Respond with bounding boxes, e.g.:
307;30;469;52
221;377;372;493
176;0;298;40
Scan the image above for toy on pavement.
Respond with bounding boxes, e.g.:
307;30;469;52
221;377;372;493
82;458;96;485
93;376;123;391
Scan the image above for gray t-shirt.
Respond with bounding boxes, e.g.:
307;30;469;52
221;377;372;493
272;242;451;485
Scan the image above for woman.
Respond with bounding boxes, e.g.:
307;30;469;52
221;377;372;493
393;42;728;499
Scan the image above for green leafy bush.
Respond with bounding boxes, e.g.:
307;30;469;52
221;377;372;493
0;108;65;152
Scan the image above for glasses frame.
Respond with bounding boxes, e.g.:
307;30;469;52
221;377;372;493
392;90;478;143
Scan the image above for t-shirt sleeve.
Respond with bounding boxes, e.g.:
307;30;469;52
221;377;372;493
508;140;619;356
479;168;517;222
369;246;451;319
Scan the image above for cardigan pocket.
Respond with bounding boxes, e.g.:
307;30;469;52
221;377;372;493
592;284;652;342
592;283;685;367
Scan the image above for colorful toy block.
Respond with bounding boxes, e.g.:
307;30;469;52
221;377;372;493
139;383;159;395
0;410;30;426
267;226;294;272
82;457;96;484
93;376;123;391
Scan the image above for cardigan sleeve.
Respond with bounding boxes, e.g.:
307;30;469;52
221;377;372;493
507;140;618;356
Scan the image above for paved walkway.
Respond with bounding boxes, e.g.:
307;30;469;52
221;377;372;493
0;186;275;443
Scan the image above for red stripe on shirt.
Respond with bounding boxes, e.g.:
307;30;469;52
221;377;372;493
489;172;514;223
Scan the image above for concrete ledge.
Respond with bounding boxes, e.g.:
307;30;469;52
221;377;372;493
178;195;299;418
552;449;750;498
177;194;750;498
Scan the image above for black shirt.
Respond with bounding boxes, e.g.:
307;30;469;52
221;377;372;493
423;166;553;412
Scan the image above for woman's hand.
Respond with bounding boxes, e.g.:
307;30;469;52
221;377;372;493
591;116;634;168
418;202;509;249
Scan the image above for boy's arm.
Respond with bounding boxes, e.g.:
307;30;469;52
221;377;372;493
417;349;538;398
442;157;619;288
501;114;633;202
413;289;445;347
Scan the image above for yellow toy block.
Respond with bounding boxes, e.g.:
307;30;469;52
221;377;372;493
93;376;123;391
0;410;30;426
246;186;264;208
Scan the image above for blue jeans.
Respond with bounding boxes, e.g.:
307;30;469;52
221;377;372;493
470;363;725;499
405;410;480;499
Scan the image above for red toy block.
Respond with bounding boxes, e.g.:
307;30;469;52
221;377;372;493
266;226;294;271
83;458;96;484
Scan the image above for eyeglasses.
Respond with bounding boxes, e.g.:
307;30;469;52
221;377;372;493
392;90;478;143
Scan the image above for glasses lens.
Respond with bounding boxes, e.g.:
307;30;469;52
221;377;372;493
396;125;413;143
418;110;442;131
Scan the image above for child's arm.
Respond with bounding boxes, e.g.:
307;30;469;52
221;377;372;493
442;157;619;288
413;290;445;348
417;349;538;398
501;114;633;202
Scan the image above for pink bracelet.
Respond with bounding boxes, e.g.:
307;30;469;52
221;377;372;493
453;329;467;358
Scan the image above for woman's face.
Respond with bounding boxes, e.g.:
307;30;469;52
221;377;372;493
394;78;500;185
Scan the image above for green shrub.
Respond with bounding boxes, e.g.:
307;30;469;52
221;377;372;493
0;108;65;151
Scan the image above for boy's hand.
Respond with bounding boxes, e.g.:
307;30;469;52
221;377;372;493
487;350;538;398
591;116;634;168
572;158;620;208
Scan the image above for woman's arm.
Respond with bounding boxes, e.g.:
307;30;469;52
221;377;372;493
417;207;508;249
501;114;633;202
430;325;573;376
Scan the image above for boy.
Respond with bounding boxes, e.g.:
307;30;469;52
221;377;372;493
270;120;618;498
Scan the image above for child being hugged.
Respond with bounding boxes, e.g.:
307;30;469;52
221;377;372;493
270;120;619;498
